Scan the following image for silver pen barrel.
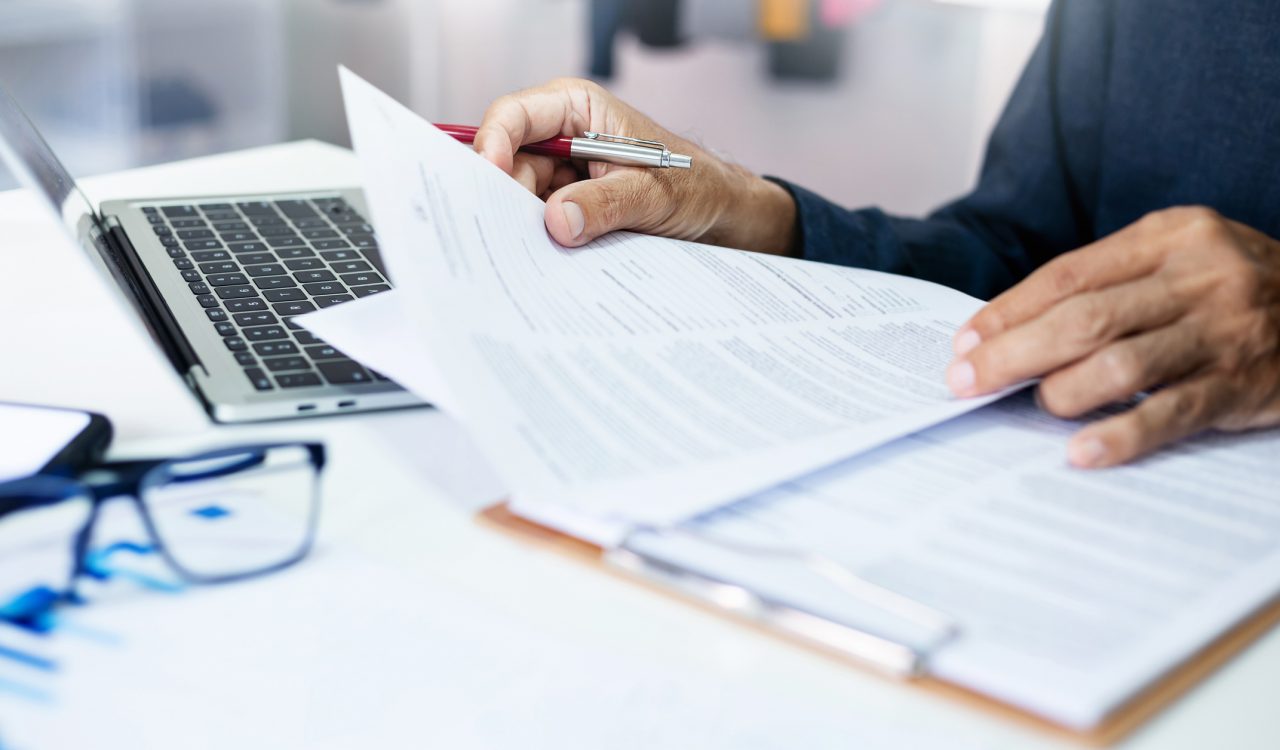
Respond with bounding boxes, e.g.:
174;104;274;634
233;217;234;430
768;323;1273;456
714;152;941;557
569;138;693;169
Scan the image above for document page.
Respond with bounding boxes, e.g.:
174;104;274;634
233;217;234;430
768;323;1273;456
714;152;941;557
325;69;1004;526
626;392;1280;728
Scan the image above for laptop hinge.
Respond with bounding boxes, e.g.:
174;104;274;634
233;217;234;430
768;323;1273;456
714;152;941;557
96;216;206;379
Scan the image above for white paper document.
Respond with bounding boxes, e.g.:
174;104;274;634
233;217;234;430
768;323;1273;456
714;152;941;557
626;392;1280;728
308;69;1004;528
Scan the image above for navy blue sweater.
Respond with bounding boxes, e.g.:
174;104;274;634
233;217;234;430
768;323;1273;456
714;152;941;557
773;0;1280;300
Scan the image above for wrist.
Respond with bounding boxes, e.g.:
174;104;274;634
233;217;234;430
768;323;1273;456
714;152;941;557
702;165;798;256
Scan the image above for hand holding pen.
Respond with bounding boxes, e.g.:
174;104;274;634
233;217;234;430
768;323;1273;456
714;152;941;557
466;78;797;255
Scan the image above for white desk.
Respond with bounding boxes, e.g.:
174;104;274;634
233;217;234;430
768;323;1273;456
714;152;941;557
2;141;1277;749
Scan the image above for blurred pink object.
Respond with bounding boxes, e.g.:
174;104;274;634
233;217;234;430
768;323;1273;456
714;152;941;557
822;0;883;27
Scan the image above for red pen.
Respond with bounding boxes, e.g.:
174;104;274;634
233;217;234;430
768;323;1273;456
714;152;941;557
435;124;693;169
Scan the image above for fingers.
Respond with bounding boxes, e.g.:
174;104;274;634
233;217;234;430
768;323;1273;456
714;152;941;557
510;154;558;195
947;277;1184;397
544;169;667;246
956;219;1166;349
1067;376;1230;468
474;84;589;174
1035;323;1212;418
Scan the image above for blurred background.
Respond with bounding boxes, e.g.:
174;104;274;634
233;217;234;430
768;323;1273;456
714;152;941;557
0;0;1048;214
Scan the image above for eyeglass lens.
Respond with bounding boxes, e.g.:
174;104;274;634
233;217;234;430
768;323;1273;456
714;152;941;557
140;445;317;579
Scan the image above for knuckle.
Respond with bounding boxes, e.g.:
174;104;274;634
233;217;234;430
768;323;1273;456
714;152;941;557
1043;258;1085;298
1099;346;1144;394
1069;296;1116;344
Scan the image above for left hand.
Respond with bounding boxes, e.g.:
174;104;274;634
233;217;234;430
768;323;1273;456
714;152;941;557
945;206;1280;468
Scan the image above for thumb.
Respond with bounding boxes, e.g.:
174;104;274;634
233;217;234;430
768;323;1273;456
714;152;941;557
544;170;657;247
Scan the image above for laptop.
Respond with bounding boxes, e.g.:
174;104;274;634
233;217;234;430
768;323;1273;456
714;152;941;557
0;82;424;422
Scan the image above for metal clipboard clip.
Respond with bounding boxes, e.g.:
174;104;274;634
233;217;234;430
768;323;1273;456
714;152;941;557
606;526;960;678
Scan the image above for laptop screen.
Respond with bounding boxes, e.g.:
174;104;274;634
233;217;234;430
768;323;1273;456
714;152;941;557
0;82;103;243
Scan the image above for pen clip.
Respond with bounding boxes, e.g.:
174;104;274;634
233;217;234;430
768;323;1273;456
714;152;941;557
582;131;668;153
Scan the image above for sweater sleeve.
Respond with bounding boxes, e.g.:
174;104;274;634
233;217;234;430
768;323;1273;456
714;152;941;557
769;0;1106;300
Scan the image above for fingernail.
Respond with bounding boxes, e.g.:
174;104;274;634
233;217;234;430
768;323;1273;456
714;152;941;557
562;201;585;240
1069;437;1107;468
954;328;981;356
946;360;975;396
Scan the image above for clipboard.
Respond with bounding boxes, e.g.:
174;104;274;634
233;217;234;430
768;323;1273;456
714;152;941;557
479;502;1280;746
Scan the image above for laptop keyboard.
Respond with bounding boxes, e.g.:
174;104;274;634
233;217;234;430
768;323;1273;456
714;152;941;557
145;197;393;392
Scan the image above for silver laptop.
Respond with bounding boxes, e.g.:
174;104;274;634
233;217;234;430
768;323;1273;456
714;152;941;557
0;82;423;422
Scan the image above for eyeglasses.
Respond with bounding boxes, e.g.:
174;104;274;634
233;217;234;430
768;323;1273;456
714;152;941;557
0;442;324;632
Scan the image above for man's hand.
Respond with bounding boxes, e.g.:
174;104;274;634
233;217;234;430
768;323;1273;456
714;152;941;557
474;78;797;255
946;206;1280;467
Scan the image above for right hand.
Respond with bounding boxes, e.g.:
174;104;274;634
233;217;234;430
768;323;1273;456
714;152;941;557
473;78;798;255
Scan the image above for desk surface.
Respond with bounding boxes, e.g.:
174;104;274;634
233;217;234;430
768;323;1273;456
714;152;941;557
1;141;1276;749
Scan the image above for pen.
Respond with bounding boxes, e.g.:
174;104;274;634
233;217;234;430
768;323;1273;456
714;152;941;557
435;124;693;169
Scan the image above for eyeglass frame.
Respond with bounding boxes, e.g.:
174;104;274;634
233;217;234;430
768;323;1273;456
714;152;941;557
0;441;326;610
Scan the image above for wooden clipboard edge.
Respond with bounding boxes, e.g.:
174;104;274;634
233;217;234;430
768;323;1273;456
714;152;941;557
477;502;1280;746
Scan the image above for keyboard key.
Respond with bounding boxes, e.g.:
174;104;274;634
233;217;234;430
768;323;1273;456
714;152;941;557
277;247;316;259
237;252;275;266
312;239;350;251
342;223;376;236
272;301;316;316
206;308;228;322
293;330;322;346
166;246;186;258
254;276;297;290
161;205;198;218
183;239;223;251
295;270;335;283
224;297;267;313
332;260;372;274
275;199;318;218
147;214;166;224
248;215;285;227
142;206;159;214
224;337;247;351
256;225;296;237
353;284;391;298
254;341;299;357
152;225;172;236
313;294;353;309
303;282;346;296
199;261;239;274
233;351;257;366
244;263;286;277
293;218;331;229
199;202;233;212
238;201;276;214
301;228;338;240
188;282;210;295
213;321;237;337
203;211;239;222
266;235;306;248
220;231;257;243
320;249;359;262
281;316;304;330
214;286;258;300
197;294;219;308
317;360;371;384
264;356;310;372
191;250;231;262
211;221;249;232
244;367;274;391
181;269;201;283
176;228;214;240
233;311;277;327
349;235;378;249
160;235;179;247
171;218;207;229
285;258;323;271
304;345;344;360
264;288;306;302
340;271;384;287
244;325;288;342
276;372;322;388
228;242;268;254
207;273;249;287
173;258;194;270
